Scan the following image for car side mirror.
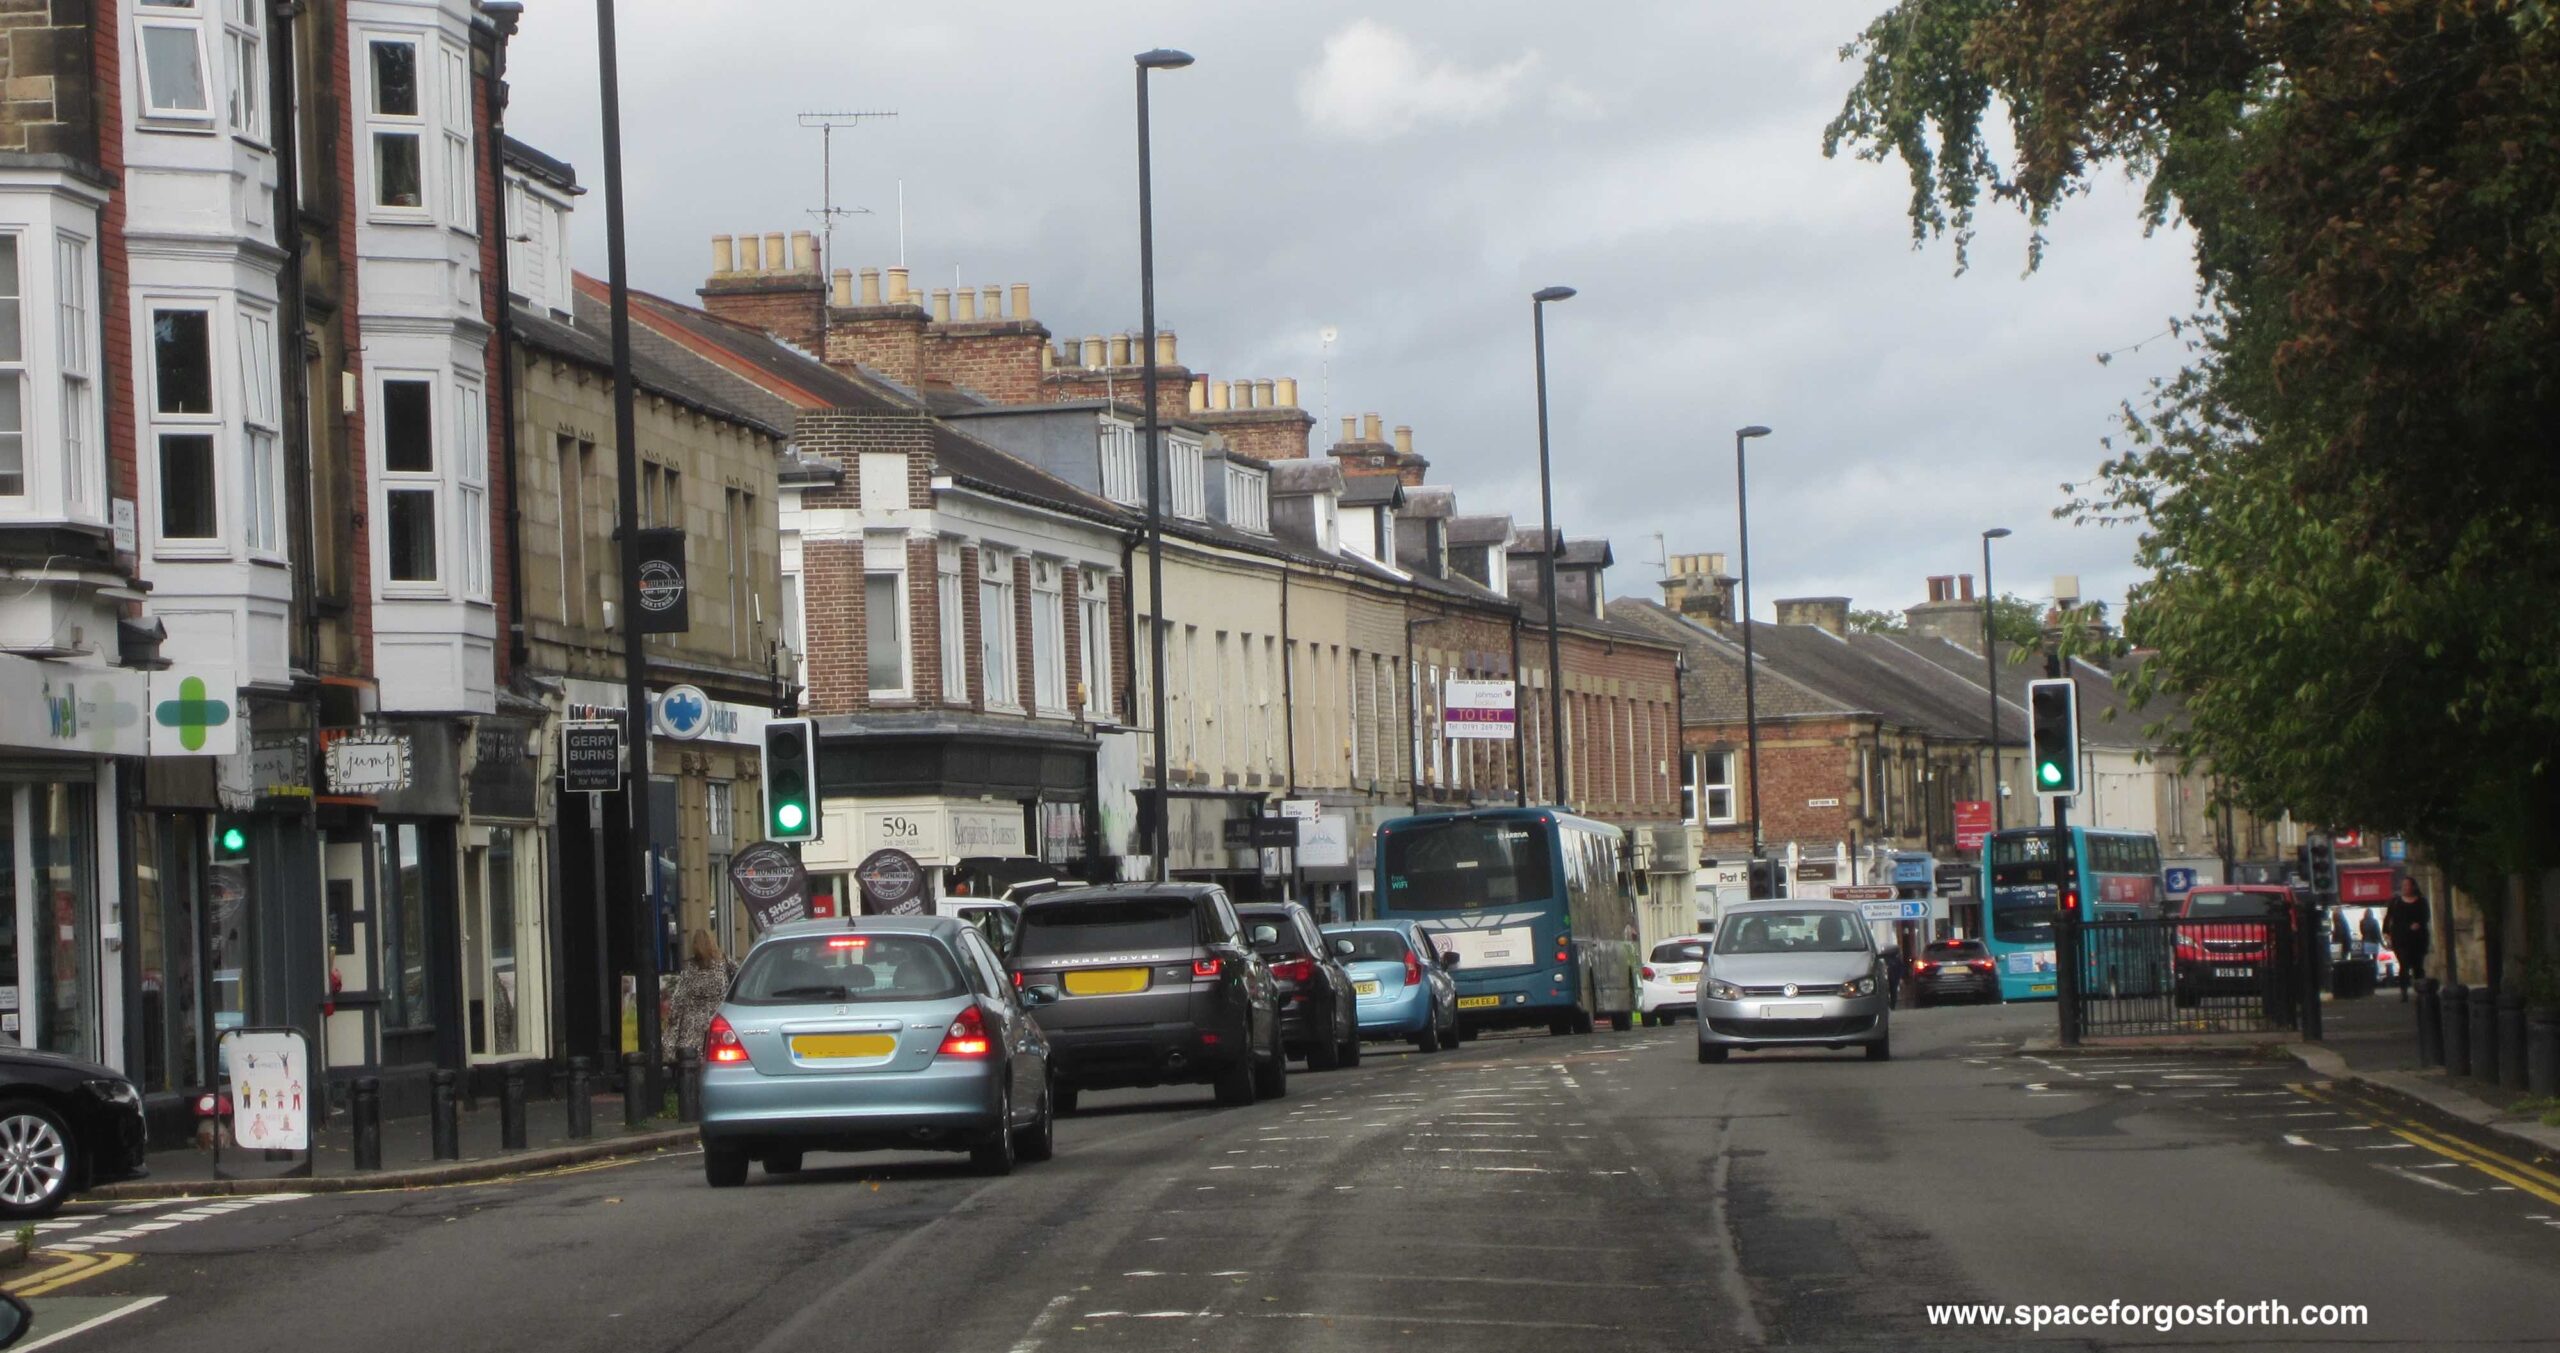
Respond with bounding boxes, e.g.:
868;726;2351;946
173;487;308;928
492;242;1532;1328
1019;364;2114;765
1331;938;1356;958
1021;984;1062;1008
0;1295;28;1349
1437;950;1460;970
1250;924;1282;945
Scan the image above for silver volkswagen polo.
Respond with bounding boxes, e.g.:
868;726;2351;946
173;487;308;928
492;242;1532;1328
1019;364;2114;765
698;915;1054;1185
1694;900;1892;1062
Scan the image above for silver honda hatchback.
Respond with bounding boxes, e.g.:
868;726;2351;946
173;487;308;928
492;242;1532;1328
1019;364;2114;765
698;915;1054;1184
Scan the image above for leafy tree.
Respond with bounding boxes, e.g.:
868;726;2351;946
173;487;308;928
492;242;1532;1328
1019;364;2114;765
1824;0;2560;974
1848;607;1908;635
1854;594;2047;649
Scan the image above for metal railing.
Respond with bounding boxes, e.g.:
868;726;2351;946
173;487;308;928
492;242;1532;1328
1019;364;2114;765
2074;912;2302;1037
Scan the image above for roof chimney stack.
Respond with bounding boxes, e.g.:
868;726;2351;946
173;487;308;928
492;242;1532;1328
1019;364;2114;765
711;234;735;274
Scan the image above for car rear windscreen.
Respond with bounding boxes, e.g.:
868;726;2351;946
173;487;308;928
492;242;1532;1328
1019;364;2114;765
1332;930;1412;963
1924;941;1986;960
1649;940;1708;964
1239;911;1309;957
1017;898;1201;957
732;934;964;1004
1379;817;1554;910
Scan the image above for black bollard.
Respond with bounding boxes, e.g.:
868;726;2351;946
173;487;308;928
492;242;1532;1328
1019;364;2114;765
2470;987;2500;1083
2529;1007;2560;1099
501;1062;530;1150
676;1048;703;1124
566;1056;594;1140
2442;984;2471;1077
430;1068;460;1161
2415;979;2443;1067
353;1076;384;1172
2497;991;2528;1090
623;1051;648;1128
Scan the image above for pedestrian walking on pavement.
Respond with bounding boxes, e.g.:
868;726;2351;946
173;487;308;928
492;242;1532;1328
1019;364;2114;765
664;929;739;1064
2385;878;2431;1001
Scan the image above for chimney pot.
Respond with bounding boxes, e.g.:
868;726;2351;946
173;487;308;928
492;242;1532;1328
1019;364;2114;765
1393;425;1413;456
1209;380;1230;412
929;288;951;322
1156;331;1177;366
1188;375;1208;412
1081;336;1105;369
736;233;762;272
1959;573;1975;601
1274;377;1298;408
762;233;786;275
954;288;978;322
1108;335;1131;367
790;230;816;273
980;285;1002;320
829;269;853;307
711;234;735;274
1363;412;1383;443
1341;415;1358;443
857;267;881;306
1041;343;1055;372
885;266;910;304
1253;378;1274;409
1009;282;1031;320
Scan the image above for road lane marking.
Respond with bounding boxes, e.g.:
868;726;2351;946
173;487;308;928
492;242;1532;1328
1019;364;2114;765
15;1295;167;1352
1006;1293;1074;1353
8;1251;135;1297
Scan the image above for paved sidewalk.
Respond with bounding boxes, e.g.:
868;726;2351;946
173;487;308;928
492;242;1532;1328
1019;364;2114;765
2020;991;2560;1161
95;1096;697;1199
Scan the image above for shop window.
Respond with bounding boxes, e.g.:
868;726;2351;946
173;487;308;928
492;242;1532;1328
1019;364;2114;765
378;822;431;1031
0;783;101;1062
132;814;208;1093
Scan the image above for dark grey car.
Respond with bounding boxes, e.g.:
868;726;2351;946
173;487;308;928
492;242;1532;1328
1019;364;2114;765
1007;885;1286;1111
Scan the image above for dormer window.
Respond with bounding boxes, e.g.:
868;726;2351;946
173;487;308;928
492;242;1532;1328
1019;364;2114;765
1224;461;1268;534
1316;495;1339;553
1169;437;1204;520
1372;507;1394;560
1099;418;1140;505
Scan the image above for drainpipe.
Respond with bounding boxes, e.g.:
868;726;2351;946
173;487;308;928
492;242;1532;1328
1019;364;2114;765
1280;566;1297;791
1508;608;1525;806
485;3;529;672
270;2;316;674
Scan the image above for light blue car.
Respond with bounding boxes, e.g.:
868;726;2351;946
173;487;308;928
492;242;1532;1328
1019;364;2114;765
1321;921;1461;1053
698;915;1055;1185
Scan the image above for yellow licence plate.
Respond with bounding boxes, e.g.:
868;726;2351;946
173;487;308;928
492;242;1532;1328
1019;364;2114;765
1063;967;1151;996
790;1033;896;1060
1673;974;1698;986
1354;980;1382;997
1457;995;1502;1009
2031;983;2056;994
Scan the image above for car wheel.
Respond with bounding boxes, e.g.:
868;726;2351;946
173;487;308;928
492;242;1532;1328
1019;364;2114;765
1548;1015;1574;1037
1608;1012;1633;1033
970;1086;1017;1176
1015;1079;1057;1164
1696;1043;1727;1064
1573;1009;1597;1036
1214;1048;1259;1107
1054;1084;1080;1116
1866;1035;1894;1062
763;1149;803;1176
1308;1028;1341;1071
1338;1019;1362;1068
1416;1018;1440;1053
1254;1021;1290;1100
703;1140;750;1189
0;1101;74;1219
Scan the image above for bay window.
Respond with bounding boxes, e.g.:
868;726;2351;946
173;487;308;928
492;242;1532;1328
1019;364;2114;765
979;548;1017;709
1031;559;1066;713
937;541;967;702
54;234;93;517
236;307;280;554
150;307;218;542
455;380;487;599
0;237;20;497
367;36;424;212
1079;569;1111;720
223;0;264;138
439;42;474;230
380;375;438;584
865;533;908;698
136;0;213;122
1169;437;1204;519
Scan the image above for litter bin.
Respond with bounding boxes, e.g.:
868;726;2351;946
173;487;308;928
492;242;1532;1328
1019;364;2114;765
2331;958;2377;1000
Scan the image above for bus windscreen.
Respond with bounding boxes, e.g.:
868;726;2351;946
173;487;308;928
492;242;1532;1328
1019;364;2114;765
1380;818;1554;911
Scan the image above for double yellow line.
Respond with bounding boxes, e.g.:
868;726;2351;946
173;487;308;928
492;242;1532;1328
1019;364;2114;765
2293;1082;2560;1206
5;1249;133;1297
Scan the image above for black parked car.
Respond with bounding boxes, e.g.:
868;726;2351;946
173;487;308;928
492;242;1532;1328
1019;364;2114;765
0;1047;149;1218
1007;884;1287;1110
1235;903;1361;1071
1912;938;1999;1006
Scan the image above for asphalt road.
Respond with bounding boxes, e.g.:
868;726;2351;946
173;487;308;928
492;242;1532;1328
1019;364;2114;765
27;1004;2560;1351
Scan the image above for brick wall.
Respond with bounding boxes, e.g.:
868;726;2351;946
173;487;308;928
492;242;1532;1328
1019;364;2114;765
907;535;941;703
800;537;862;715
91;3;130;518
1061;565;1085;714
334;0;370;676
823;304;927;387
1408;605;1522;806
1514;627;1684;826
1011;554;1036;710
922;320;1050;404
959;545;983;709
1045;364;1193;424
1108;573;1130;722
699;274;823;351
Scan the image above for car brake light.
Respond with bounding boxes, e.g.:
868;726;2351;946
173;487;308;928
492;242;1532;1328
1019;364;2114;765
1271;957;1316;984
1555;949;1570;964
938;1004;992;1058
705;1014;748;1063
1012;970;1023;988
1640;964;1657;981
826;936;869;949
1193;958;1223;978
1404;951;1423;987
1969;960;1994;972
1913;960;1935;973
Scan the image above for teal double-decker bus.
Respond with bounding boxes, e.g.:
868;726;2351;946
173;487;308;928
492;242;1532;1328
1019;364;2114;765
1981;826;2166;1001
1375;807;1638;1036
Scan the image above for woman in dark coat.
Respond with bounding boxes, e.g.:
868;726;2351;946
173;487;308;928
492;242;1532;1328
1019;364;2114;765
2384;877;2431;1001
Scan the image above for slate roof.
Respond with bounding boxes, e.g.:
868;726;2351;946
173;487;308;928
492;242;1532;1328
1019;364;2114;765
1558;539;1614;568
1879;635;2148;748
510;303;787;440
1611;599;1849;724
1338;476;1404;508
1401;485;1456;520
1447;514;1515;547
1268;459;1347;496
501;136;580;193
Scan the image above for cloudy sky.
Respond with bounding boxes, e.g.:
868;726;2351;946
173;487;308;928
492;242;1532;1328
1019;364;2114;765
506;1;2198;621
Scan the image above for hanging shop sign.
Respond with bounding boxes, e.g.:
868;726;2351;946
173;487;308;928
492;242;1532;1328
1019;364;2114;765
326;731;415;795
633;528;690;635
149;667;241;756
858;848;927;915
560;721;624;793
731;841;812;932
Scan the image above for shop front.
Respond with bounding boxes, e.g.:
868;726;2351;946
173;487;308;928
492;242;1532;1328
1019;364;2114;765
0;658;141;1081
803;799;1037;912
1159;791;1288;903
812;713;1103;911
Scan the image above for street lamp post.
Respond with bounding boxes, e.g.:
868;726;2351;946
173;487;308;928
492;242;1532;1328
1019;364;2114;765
1530;285;1575;806
1734;425;1771;865
1981;527;2012;831
1135;47;1191;882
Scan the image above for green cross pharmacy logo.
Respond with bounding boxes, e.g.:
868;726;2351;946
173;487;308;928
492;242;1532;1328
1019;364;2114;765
155;675;234;751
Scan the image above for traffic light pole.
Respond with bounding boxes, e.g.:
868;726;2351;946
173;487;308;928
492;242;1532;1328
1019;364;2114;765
2047;652;2082;1048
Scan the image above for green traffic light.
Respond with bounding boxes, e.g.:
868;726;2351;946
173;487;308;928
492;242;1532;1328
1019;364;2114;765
220;827;247;853
2039;762;2062;786
776;802;806;832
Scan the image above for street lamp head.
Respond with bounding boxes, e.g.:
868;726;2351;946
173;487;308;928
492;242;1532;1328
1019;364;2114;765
1983;527;2013;540
1533;285;1577;303
1136;48;1195;69
1736;425;1772;440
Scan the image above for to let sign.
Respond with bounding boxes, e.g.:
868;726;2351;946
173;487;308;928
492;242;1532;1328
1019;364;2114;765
560;721;623;793
1954;800;1994;851
1442;679;1517;741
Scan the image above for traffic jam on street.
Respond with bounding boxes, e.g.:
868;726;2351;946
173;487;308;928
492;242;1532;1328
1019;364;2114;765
4;2;2558;1351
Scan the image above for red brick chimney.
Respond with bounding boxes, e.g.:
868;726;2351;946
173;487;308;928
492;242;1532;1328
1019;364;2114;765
699;230;824;351
1329;412;1428;483
1188;374;1314;461
1045;330;1193;423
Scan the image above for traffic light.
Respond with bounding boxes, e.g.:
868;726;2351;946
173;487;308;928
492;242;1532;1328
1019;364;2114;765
760;717;819;842
2026;678;2081;797
211;812;252;862
2305;835;2338;897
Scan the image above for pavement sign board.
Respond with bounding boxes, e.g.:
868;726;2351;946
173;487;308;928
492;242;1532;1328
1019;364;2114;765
731;841;811;932
858;848;926;915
